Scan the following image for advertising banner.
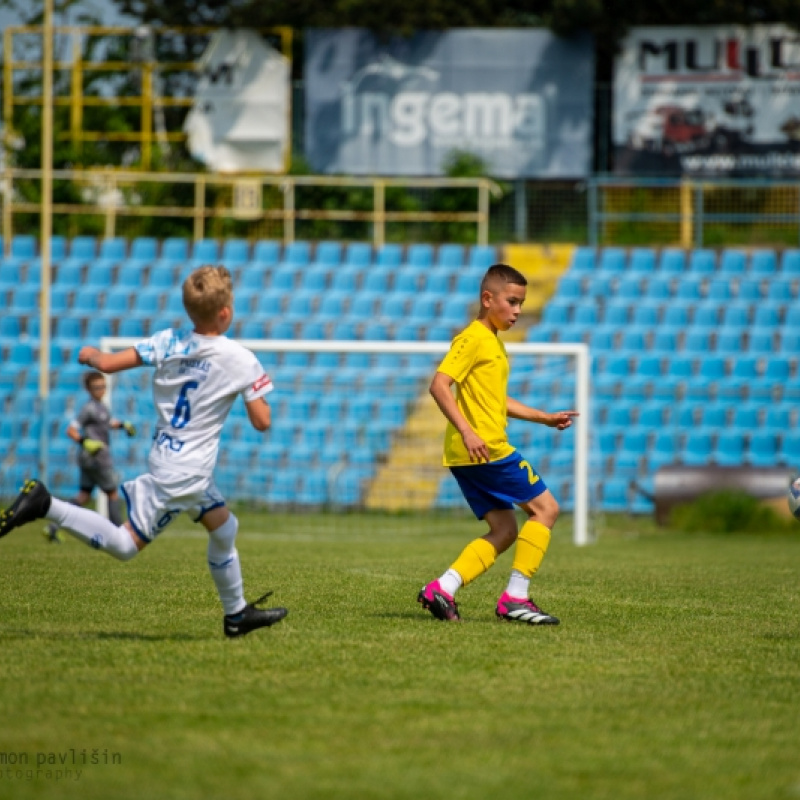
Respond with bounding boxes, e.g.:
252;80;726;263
184;29;290;173
614;25;800;176
305;28;594;178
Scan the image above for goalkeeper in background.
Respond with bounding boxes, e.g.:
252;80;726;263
43;370;136;542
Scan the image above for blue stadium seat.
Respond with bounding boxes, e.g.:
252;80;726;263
721;302;751;327
131;287;162;318
73;292;101;315
699;403;728;427
298;266;331;293
707;278;733;301
659;248;685;273
556;275;582;300
685;356;727;399
344;242;372;268
53;316;83;346
97;237;127;264
253;291;283;317
781;249;800;275
221;239;250;267
423;272;452;294
648;431;678;471
362;270;390;294
718;356;758;400
330;321;358;340
317;293;347;322
330;266;361;293
574;305;599;326
570;247;596;272
750;249;777;275
765;277;794;303
719;250;746;274
541;301;572;326
251;240;281;266
454;267;485;296
190;238;219;267
154;237;189;270
753;302;782;327
600;479;629;511
128;236;158;265
376;244;402;269
0;263;20;290
599;247;626;272
747;432;778;467
751;357;790;401
692;302;720;329
651;329;678;355
662;306;690;329
408;295;438;324
682;430;713;465
674;275;703;301
715;328;743;354
585;274;612;299
631;301;661;327
615;428;649;476
468;245;496;270
54;263;83;289
314;241;342;267
284;293;315;321
50;286;70;315
349;294;379;319
10;286;39;314
737;277;762;301
7;234;37;264
381;294;411;319
643;275;672;300
68;235;97;262
731;404;761;430
629;248;656;273
638;401;666;428
119;318;146;338
750;328;776;353
86;263;113;288
615;275;642;300
763;405;792;431
270;266;299;291
714;431;745;466
618;328;646;353
406;243;433;268
86;317;113;339
395;269;425;294
436;244;464;269
779;431;800;465
688;249;717;274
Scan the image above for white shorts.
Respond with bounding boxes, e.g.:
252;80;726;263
120;470;225;543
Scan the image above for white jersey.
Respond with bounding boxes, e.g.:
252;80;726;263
135;328;273;477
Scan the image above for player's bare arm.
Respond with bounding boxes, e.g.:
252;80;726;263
507;397;579;431
78;346;143;374
430;371;490;463
245;397;271;432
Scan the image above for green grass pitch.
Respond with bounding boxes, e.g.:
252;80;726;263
0;510;798;800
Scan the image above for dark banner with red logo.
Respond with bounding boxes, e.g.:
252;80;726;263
614;25;800;176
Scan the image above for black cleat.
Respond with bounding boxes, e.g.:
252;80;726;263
0;479;52;539
417;580;462;622
224;591;288;638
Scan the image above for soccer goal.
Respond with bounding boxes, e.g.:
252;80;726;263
100;338;591;545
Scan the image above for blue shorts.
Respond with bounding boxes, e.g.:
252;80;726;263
450;451;548;520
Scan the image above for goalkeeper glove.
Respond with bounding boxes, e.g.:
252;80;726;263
121;421;137;438
80;438;106;455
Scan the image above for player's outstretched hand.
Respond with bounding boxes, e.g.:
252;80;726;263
77;346;100;367
81;438;106;455
547;410;579;431
122;421;137;437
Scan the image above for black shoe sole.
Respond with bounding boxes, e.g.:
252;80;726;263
0;480;51;539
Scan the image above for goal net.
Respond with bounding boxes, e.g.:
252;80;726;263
100;338;591;545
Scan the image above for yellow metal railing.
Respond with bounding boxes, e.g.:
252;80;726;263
0;169;502;247
3;25;292;171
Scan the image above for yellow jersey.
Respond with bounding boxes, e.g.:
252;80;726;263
436;319;515;467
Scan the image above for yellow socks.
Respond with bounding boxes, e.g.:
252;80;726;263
511;520;551;578
450;537;497;586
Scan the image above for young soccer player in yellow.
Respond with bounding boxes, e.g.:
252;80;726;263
418;263;578;624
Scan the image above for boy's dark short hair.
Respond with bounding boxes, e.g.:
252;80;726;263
480;264;528;293
83;371;105;390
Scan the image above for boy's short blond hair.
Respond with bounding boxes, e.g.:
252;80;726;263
182;265;233;325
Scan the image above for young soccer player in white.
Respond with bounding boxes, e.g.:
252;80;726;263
0;265;287;637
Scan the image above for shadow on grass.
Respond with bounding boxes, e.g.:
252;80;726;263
0;628;208;642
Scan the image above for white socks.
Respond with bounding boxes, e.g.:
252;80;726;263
438;568;463;598
505;569;531;600
46;497;139;561
207;514;245;616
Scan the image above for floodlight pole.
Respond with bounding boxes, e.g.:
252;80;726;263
38;0;54;484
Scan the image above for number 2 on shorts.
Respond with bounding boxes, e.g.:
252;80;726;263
519;459;540;485
171;381;199;429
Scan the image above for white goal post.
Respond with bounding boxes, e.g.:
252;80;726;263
100;337;591;545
